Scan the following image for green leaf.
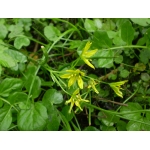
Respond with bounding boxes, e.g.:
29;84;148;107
0;105;12;131
0;50;16;68
141;73;150;82
130;18;150;26
4;49;27;63
44;25;60;41
98;111;119;126
43;102;60;131
117;120;127;131
42;89;63;105
69;40;82;49
0;24;8;39
92;31;112;48
120;102;142;120
14;36;30;49
126;120;141;131
93;50;114;68
8;25;23;38
139;49;150;64
94;19;102;29
17;102;48;131
24;75;41;99
84;19;97;32
8;92;28;104
119;69;130;78
121;20;135;45
114;55;123;64
61;105;73;121
84;126;99;131
0;78;23;97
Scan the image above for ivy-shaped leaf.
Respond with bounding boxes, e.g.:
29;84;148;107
121;20;135;45
0;105;12;131
17;102;48;131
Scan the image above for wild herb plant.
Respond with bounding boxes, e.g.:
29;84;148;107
0;18;150;131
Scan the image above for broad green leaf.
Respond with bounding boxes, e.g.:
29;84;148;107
0;105;12;131
42;89;63;105
107;30;117;39
114;55;123;64
8;92;28;104
14;36;30;49
141;73;150;82
117;120;126;131
44;25;60;41
4;49;27;63
8;25;23;38
0;24;8;39
102;20;116;30
69;40;82;49
43;102;60;131
0;50;16;68
120;102;142;120
0;78;23;97
61;105;73;121
126;120;141;131
141;118;150;131
24;75;41;99
139;49;150;64
94;19;102;29
100;125;116;131
119;69;130;78
137;37;146;46
130;18;150;26
84;19;97;32
92;31;112;49
84;126;99;131
121;20;135;45
113;35;126;46
98;111;119;126
134;63;146;72
93;50;114;68
17;102;48;131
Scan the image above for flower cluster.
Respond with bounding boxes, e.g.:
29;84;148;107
60;41;128;113
65;89;89;113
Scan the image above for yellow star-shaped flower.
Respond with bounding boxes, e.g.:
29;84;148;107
65;88;89;113
80;41;98;69
109;80;128;98
88;79;99;94
60;69;85;89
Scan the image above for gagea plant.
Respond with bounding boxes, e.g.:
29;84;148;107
0;18;150;131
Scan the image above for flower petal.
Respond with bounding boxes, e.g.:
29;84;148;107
77;75;83;89
75;101;83;111
60;73;72;78
84;49;98;58
110;85;123;98
82;58;95;69
68;75;76;88
82;41;92;54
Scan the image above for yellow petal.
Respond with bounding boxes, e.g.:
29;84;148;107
75;101;83;111
77;75;83;89
82;41;92;54
110;80;128;87
68;75;76;88
73;88;80;95
68;100;74;113
110;85;123;98
84;49;98;58
82;58;95;69
60;73;72;78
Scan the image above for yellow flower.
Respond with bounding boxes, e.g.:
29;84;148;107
80;41;98;69
65;89;89;113
88;79;99;94
109;80;128;98
60;69;85;89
